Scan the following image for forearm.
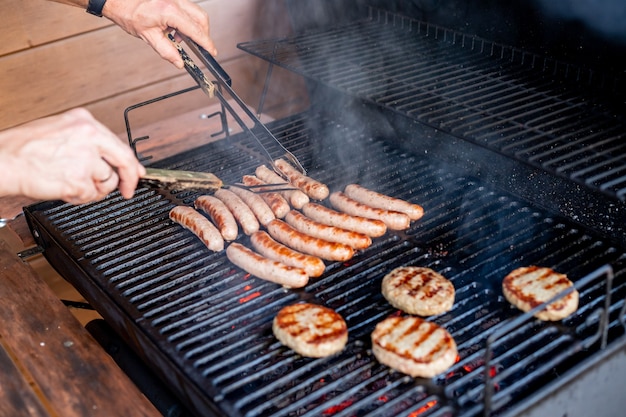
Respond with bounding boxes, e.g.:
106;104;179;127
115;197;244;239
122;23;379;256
0;133;23;198
46;0;88;9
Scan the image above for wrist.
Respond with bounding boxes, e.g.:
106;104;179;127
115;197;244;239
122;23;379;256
86;0;107;17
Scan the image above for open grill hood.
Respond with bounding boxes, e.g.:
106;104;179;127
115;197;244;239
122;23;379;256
24;7;626;417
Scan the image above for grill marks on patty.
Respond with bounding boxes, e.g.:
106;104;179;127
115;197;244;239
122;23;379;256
382;267;455;316
502;266;579;321
273;303;348;357
371;316;457;377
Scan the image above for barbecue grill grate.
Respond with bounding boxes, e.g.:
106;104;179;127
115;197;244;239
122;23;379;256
24;109;626;417
239;7;626;202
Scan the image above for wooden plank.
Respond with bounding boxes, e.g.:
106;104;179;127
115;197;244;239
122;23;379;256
0;26;178;130
0;343;49;417
20;0;110;49
0;0;290;131
2;0;30;57
86;55;306;133
0;240;161;417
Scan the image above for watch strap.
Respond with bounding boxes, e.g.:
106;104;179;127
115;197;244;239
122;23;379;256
86;0;107;17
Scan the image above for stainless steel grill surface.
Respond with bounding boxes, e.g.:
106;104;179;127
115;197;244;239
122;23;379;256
24;7;626;417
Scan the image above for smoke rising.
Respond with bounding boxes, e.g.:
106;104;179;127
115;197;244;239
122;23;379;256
531;0;626;42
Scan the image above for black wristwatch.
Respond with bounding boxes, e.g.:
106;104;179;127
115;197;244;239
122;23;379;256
86;0;107;17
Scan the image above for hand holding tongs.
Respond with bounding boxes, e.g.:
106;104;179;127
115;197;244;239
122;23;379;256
168;33;306;178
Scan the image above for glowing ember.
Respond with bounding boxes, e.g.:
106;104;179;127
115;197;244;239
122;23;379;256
378;395;389;403
408;400;437;416
238;291;261;303
322;399;354;415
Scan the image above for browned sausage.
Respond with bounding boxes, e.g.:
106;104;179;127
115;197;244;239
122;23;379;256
344;184;424;220
214;188;260;235
194;195;238;240
274;158;329;200
301;202;387;237
250;231;326;277
329;191;410;231
228;185;276;226
255;164;310;209
266;219;354;262
242;175;290;218
284;210;372;250
169;205;224;252
226;242;309;288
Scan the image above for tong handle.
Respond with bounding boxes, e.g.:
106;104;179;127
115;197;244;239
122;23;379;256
179;34;231;87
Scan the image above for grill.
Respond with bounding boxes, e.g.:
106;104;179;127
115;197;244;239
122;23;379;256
24;6;626;417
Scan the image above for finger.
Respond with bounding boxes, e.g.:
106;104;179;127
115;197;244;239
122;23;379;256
166;9;217;56
145;30;185;68
92;158;115;183
97;140;144;200
94;170;119;196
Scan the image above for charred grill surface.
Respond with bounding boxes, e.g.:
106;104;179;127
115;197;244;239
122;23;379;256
24;109;626;417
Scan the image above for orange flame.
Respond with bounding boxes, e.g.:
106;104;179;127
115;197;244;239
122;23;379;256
408;400;437;416
238;291;261;303
322;399;354;415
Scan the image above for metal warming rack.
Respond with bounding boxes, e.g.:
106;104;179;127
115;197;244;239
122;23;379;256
23;7;626;417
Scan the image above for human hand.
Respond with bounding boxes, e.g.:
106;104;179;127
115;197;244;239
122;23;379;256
102;0;217;68
0;108;146;205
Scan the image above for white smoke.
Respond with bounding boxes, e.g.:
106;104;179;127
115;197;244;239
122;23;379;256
532;0;626;41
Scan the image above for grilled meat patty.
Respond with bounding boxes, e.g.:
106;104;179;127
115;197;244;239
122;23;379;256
371;316;457;378
273;303;348;357
502;266;579;321
382;266;455;316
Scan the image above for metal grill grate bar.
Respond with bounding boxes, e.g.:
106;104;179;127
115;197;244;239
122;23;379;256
239;8;626;201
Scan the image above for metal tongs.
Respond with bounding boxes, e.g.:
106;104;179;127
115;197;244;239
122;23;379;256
141;167;299;193
170;33;306;178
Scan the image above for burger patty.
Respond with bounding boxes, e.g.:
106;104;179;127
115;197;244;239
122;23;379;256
272;303;348;357
502;266;579;321
371;315;457;378
381;266;455;316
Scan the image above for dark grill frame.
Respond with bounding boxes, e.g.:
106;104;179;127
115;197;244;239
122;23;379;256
23;7;626;417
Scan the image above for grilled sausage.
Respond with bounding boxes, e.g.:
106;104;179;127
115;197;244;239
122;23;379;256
273;303;348;357
266;219;354;262
344;184;424;221
285;210;372;250
329;191;411;230
242;175;291;218
213;188;260;235
228;185;276;226
250;231;326;277
274;158;329;200
255;164;310;209
194;195;238;241
226;242;309;288
301;202;387;237
169;205;224;252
